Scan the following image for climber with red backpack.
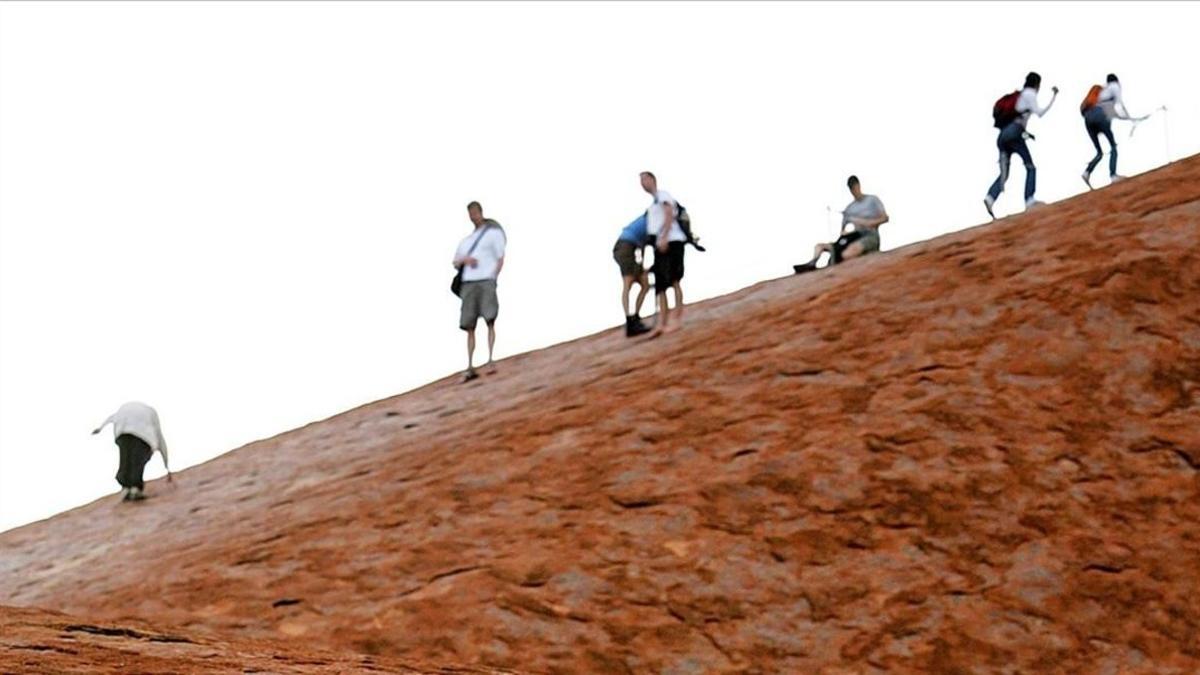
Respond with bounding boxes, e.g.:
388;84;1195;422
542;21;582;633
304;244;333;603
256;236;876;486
1080;74;1145;189
984;72;1059;219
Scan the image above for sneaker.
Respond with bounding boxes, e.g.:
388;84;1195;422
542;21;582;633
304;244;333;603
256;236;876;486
462;369;480;383
793;261;819;275
1082;172;1094;190
121;488;131;502
628;320;651;337
1025;200;1046;211
129;487;146;501
1110;174;1127;183
983;196;996;220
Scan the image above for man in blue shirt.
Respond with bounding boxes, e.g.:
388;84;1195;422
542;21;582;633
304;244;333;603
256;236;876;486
613;212;652;337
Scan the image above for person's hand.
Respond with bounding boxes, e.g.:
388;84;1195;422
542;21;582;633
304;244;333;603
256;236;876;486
465;256;478;268
1051;86;1059;95
91;428;101;435
656;238;668;253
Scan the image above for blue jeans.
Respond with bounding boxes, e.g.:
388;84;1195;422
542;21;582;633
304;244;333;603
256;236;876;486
987;122;1035;203
1084;107;1117;177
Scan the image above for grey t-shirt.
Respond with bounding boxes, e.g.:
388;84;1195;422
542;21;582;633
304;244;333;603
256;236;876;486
843;194;886;230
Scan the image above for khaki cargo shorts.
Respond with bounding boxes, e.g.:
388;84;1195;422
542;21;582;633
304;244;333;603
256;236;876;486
460;279;499;330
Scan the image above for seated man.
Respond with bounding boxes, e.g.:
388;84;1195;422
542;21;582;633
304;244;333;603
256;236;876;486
794;175;889;274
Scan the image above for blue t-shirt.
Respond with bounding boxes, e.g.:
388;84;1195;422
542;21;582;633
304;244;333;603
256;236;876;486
618;213;648;244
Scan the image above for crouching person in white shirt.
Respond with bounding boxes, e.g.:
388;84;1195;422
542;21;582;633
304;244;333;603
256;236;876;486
92;401;172;501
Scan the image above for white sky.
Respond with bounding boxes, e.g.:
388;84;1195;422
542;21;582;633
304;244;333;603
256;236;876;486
2;1;1198;533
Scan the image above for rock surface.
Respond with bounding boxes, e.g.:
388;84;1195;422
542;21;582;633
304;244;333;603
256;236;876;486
0;604;515;673
2;157;1199;673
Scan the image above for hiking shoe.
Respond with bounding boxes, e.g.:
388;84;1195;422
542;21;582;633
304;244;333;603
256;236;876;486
1082;172;1094;190
983;196;996;220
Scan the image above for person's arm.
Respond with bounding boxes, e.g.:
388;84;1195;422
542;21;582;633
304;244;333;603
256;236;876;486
151;410;172;480
91;414;114;436
158;431;172;478
1114;92;1133;120
859;198;889;229
1035;86;1059;116
452;237;478;269
492;229;506;278
856;210;889;229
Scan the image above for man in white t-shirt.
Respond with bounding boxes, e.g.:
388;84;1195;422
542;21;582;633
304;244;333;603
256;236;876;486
641;171;687;337
984;71;1059;218
794;175;889;274
92;401;172;502
452;201;506;382
1081;73;1144;189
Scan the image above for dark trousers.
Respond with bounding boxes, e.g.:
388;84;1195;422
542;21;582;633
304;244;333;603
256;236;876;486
987;121;1036;203
115;434;153;489
1084;107;1118;177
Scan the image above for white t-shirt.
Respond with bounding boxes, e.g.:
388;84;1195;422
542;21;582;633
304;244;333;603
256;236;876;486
1015;87;1053;128
1098;82;1127;120
842;194;886;230
97;401;169;468
645;190;685;243
455;222;507;282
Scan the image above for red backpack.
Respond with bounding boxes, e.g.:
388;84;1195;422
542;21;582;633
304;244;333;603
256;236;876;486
992;91;1021;129
1080;84;1103;114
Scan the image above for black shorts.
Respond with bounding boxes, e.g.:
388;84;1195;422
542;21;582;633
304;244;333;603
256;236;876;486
832;230;864;264
653;241;686;293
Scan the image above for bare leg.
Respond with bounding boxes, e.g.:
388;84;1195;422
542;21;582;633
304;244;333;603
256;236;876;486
672;282;683;325
647;292;669;338
464;329;478;380
634;273;650;316
840;241;865;261
485;321;497;372
621;276;635;316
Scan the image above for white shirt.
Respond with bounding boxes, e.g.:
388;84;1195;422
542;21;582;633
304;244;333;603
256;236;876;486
842;194;886;230
96;401;169;469
645;190;685;243
454;221;506;283
1015;87;1054;127
1098;82;1129;120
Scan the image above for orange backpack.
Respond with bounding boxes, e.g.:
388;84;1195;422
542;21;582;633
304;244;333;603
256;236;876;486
1080;84;1103;114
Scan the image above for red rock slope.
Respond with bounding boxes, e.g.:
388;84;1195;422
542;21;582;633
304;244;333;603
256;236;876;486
0;605;515;674
2;156;1199;673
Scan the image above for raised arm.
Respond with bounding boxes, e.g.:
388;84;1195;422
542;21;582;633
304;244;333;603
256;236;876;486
91;413;114;435
1035;87;1059;117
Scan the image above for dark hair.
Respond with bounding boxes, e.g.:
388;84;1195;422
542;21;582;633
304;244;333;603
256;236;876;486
640;171;656;181
847;175;860;189
1106;73;1119;84
1024;71;1041;90
466;201;482;212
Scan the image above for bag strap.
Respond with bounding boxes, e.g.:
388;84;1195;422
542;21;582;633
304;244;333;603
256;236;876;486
460;223;493;265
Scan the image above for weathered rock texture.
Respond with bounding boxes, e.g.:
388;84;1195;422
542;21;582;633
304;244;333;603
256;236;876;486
3;157;1199;673
0;604;515;674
